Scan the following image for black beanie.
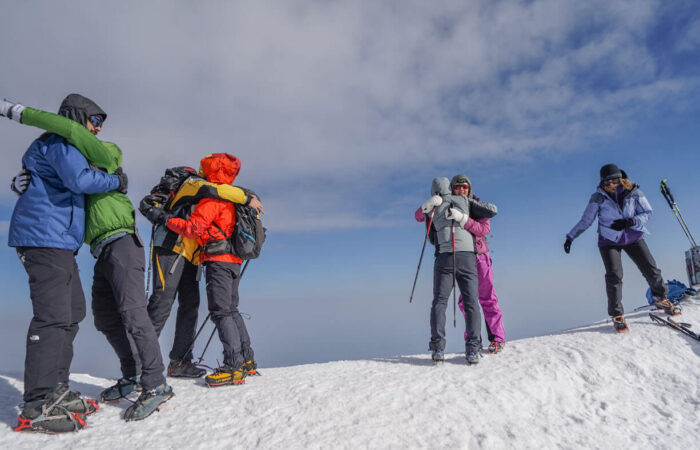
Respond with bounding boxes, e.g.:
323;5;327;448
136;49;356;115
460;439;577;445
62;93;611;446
600;164;623;181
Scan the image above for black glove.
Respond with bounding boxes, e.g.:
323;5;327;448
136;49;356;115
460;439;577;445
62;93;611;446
610;218;635;231
11;168;31;196
114;167;128;194
157;211;173;226
564;238;572;254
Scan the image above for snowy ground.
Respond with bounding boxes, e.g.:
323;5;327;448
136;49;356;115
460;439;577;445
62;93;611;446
1;302;699;450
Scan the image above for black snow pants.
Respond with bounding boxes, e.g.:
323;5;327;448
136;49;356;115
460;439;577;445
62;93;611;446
599;239;667;317
147;247;200;362
91;234;165;391
17;247;86;403
204;261;254;368
431;251;482;353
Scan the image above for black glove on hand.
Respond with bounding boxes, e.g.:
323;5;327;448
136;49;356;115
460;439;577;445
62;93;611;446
610;218;635;231
11;169;31;196
564;238;572;254
114;167;128;194
157;211;173;226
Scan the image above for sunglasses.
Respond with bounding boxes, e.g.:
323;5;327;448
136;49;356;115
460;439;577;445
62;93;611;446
453;184;470;189
89;115;104;128
602;178;621;186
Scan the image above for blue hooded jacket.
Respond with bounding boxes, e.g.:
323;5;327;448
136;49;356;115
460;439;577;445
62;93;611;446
8;134;120;252
567;184;652;246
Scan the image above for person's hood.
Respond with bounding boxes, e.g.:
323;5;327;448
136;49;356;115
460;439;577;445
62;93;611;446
58;93;107;126
431;177;451;196
199;153;241;184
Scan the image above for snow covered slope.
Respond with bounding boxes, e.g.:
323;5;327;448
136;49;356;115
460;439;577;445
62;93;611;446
1;302;699;449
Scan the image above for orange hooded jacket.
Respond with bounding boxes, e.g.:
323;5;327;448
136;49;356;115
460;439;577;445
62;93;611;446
166;153;243;264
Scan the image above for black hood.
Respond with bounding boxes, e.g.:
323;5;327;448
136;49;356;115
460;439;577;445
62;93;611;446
57;93;107;126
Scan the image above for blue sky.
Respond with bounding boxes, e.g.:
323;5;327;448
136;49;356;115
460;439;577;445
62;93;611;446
2;1;700;377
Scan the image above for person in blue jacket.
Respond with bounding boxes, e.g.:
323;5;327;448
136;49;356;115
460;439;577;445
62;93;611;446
564;164;678;333
3;95;124;433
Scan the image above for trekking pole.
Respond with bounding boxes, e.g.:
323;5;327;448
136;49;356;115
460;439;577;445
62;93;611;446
660;180;697;247
409;211;435;303
145;225;155;298
195;326;218;365
193;260;251;364
177;312;212;365
451;222;457;328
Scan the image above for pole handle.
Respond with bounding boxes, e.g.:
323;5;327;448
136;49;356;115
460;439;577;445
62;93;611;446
660;179;675;208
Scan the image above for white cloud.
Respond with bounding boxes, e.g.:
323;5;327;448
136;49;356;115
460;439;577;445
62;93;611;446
1;0;699;230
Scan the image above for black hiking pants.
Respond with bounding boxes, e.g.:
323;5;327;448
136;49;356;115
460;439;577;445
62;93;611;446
204;261;254;369
92;234;165;391
431;251;481;353
17;247;86;403
147;247;200;363
599;239;667;317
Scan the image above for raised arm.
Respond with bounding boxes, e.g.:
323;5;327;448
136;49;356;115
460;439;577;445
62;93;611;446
468;197;498;219
45;141;120;194
20;107;120;173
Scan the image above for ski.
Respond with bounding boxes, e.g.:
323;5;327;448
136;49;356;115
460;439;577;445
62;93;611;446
649;313;700;341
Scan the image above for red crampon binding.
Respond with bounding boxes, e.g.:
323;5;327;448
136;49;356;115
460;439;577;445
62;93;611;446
13;415;33;432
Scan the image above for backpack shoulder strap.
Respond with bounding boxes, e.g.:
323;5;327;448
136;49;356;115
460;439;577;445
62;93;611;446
211;221;230;239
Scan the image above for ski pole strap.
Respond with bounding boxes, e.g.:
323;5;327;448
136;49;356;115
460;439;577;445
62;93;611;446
169;250;185;274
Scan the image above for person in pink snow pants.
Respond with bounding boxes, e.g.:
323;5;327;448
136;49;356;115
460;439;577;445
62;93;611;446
458;210;506;353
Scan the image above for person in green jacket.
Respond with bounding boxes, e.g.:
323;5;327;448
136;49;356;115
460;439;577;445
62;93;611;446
4;95;173;422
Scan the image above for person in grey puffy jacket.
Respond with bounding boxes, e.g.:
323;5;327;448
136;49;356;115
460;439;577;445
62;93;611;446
417;175;482;364
564;164;678;332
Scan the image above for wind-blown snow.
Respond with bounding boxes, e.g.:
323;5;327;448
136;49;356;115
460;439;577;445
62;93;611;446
1;302;699;449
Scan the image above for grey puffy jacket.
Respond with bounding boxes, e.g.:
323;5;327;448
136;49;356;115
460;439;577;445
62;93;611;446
430;177;475;253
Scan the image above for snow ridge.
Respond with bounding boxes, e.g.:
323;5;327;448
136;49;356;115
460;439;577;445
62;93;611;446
1;302;699;449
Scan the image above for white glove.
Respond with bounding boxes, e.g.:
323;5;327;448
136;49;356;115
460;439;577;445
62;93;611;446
446;207;468;228
421;195;443;213
0;100;25;122
11;169;31;196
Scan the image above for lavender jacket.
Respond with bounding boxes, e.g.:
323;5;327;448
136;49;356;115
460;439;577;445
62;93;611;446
567;185;652;244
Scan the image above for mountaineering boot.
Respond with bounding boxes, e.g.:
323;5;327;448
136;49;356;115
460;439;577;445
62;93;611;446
653;298;681;316
167;360;206;378
205;365;247;387
466;351;480;365
488;341;505;354
99;376;142;402
431;350;445;364
123;383;175;422
14;391;86;433
612;315;629;333
52;383;99;416
242;360;260;376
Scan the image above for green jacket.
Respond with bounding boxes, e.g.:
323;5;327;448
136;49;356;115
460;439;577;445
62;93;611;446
21;107;135;252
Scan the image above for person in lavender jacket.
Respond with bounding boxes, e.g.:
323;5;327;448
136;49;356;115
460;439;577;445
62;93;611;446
564;164;678;333
457;207;506;354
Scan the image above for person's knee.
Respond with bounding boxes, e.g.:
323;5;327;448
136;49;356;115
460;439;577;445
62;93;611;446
604;272;622;284
93;311;120;332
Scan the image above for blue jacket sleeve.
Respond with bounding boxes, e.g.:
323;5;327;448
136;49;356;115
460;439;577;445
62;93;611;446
632;191;652;230
567;195;600;240
44;141;120;194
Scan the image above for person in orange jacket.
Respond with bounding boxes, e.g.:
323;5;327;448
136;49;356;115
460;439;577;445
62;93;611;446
166;153;256;386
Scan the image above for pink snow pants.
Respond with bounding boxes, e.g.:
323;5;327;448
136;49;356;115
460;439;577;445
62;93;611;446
458;252;505;343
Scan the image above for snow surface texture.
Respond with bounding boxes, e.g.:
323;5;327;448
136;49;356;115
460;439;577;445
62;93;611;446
1;302;699;449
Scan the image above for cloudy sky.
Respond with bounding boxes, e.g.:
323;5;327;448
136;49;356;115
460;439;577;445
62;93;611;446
2;1;700;375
